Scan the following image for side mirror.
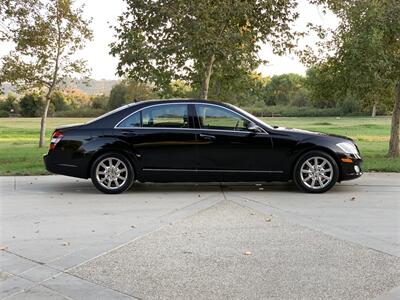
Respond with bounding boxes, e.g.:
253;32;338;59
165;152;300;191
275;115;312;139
247;122;262;133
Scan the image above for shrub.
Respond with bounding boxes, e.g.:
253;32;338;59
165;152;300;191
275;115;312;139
20;94;43;117
54;108;106;117
0;110;9;117
242;105;343;117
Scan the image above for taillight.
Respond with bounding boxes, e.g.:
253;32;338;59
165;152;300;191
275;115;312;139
49;131;63;150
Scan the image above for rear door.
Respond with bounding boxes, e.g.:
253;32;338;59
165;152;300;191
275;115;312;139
114;103;198;181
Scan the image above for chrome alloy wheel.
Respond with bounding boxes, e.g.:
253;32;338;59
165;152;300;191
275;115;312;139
300;156;333;190
95;157;128;190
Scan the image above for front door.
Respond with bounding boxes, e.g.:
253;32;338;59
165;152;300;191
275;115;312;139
193;103;276;181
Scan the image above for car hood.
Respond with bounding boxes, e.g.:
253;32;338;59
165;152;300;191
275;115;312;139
274;126;353;142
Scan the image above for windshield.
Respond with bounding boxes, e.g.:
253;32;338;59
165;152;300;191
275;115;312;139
226;103;273;129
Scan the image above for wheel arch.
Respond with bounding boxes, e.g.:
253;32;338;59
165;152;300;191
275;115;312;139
86;145;137;179
290;146;342;181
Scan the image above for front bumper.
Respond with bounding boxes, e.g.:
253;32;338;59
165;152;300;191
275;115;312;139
339;156;363;181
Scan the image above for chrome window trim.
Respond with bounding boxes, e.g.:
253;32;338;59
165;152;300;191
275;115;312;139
114;102;268;134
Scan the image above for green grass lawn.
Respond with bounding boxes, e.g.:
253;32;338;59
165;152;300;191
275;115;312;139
0;116;398;175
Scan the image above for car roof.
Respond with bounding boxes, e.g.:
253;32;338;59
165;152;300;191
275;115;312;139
125;98;228;108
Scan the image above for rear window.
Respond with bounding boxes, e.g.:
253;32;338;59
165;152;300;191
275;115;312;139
117;104;189;128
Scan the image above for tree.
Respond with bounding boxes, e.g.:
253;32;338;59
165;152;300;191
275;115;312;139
110;0;298;100
91;94;109;110
304;0;400;157
0;93;19;114
264;73;305;106
0;0;92;147
20;93;43;117
108;80;156;109
305;66;340;108
52;91;69;111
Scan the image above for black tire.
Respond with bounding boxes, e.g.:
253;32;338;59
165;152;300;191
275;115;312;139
293;150;339;193
90;152;134;194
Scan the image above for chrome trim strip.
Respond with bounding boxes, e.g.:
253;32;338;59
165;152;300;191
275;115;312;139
57;163;78;168
114;102;268;134
142;168;283;173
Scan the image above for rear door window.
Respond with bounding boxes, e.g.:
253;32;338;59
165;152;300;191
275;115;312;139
142;104;189;128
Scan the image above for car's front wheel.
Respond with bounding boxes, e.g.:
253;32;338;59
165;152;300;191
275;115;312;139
293;150;339;193
90;153;134;194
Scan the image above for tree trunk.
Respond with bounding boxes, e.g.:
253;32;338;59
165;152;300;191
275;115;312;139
388;81;400;158
39;91;53;148
39;2;61;148
199;54;215;99
371;102;377;117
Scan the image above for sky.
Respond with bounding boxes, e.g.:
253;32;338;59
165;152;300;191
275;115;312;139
1;0;338;81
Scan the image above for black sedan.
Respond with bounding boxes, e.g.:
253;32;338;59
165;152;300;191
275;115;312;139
44;99;362;194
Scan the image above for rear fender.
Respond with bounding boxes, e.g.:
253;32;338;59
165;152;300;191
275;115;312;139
80;137;138;178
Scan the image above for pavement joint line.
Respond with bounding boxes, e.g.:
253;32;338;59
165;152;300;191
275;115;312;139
374;285;400;300
1;193;223;300
37;192;222;269
39;272;141;300
0;257;139;300
16;193;221;273
63;194;224;273
219;184;228;201
1;278;75;300
230;195;400;258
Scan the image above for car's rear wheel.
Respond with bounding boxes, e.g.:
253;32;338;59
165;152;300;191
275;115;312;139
90;153;134;194
293;150;339;193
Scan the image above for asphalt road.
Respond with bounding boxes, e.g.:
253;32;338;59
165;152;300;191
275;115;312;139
1;173;399;299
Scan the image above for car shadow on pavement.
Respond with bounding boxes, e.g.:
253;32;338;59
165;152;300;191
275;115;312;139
46;179;304;194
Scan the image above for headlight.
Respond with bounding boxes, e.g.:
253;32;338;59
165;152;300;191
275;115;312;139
337;142;358;154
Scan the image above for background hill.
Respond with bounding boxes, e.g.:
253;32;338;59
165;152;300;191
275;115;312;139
1;79;119;96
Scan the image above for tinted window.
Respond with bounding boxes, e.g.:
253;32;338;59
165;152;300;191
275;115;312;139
142;104;189;128
196;104;249;131
117;111;141;127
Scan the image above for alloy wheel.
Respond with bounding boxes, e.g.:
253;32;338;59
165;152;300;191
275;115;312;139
95;157;128;190
299;156;333;190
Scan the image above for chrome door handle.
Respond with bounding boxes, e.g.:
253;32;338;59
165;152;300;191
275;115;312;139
120;131;136;137
199;134;216;141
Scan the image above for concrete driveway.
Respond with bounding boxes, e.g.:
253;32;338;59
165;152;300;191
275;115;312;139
1;173;399;299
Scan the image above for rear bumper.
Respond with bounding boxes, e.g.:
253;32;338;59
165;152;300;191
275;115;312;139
43;153;87;179
340;157;363;181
